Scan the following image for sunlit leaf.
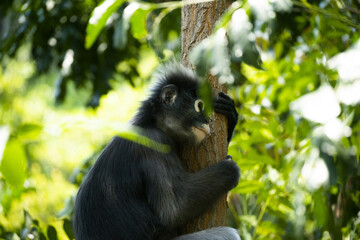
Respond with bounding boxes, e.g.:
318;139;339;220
237;158;261;170
239;215;257;226
259;128;274;140
130;5;151;40
247;151;277;165
257;220;285;236
86;0;127;49
18;123;42;141
233;180;265;193
0;139;27;187
117;127;171;153
198;81;213;118
236;151;277;170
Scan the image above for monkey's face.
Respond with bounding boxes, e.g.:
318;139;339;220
157;84;210;144
189;99;210;143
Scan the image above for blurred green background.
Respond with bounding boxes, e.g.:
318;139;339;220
1;0;360;239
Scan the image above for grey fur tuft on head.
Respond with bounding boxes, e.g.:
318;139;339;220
152;61;199;84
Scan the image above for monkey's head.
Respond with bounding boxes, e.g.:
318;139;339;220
147;65;210;145
157;81;210;145
132;64;210;145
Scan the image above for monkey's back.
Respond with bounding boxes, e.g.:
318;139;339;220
73;136;164;240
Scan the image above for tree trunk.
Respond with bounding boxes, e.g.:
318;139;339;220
180;0;229;235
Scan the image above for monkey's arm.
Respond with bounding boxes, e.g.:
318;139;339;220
143;155;240;229
214;92;238;143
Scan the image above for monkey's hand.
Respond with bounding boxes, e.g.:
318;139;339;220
222;155;240;189
214;92;238;143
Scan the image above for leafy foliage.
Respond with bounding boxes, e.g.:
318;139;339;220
0;0;144;107
1;0;360;239
0;139;27;187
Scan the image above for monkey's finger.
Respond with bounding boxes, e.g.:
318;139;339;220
218;92;242;109
214;103;237;118
218;92;234;103
214;98;234;108
217;92;235;105
214;104;237;118
214;102;237;116
214;97;237;112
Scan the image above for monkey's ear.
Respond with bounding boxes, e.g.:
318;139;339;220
161;84;178;105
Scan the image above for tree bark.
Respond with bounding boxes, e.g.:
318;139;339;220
180;0;229;235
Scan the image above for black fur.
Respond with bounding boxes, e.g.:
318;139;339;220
214;92;239;142
73;64;240;240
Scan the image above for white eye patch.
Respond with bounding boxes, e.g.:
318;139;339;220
194;99;205;113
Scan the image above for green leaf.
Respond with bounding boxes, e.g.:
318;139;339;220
239;215;257;226
86;0;127;49
313;190;328;227
247;151;277;165
284;115;296;135
198;81;213;118
233;180;265;194
40;233;47;240
18;123;42;141
63;219;75;240
0;139;27;187
114;2;150;49
117;127;171;153
257;220;285;236
47;225;58;240
130;5;151;40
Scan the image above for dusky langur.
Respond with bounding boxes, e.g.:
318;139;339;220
74;64;241;240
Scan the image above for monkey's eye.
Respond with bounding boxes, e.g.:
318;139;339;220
194;99;205;113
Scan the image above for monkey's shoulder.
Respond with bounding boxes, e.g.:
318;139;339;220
112;127;173;147
103;128;175;158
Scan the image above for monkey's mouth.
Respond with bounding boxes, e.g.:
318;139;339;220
195;124;210;135
192;124;210;143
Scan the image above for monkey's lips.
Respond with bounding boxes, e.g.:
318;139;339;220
192;124;210;142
